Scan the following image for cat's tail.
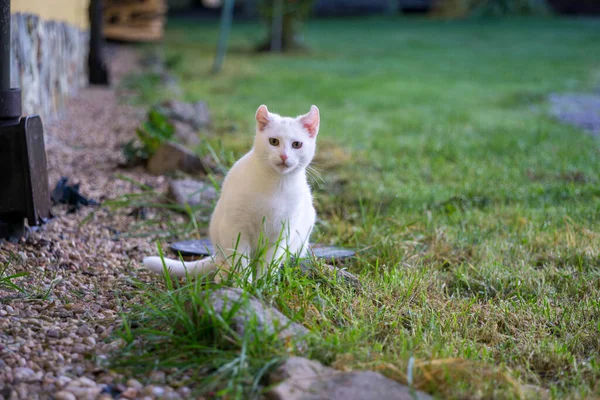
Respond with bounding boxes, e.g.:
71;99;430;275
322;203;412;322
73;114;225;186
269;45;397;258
142;256;217;278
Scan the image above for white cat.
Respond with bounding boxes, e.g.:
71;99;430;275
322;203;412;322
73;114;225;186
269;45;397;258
142;104;320;282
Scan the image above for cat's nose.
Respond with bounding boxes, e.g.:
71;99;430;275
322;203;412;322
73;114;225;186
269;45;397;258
280;154;288;162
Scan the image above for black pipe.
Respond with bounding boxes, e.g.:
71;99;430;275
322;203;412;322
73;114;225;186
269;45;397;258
0;0;11;91
88;0;108;85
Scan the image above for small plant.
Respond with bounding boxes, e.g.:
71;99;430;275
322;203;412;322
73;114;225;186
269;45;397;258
122;108;175;166
0;258;28;295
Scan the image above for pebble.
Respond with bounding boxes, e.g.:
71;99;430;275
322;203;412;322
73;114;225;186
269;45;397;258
83;336;96;346
54;391;77;400
121;387;138;399
77;324;92;336
69;376;97;388
46;329;60;338
13;367;36;382
127;378;143;390
56;375;72;387
152;386;166;397
72;344;86;354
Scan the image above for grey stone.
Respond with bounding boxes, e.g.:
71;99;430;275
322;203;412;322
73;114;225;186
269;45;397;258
207;288;309;343
171;239;214;256
147;141;207;175
158;100;212;130
298;262;362;291
172;120;201;146
54;391;77;400
310;246;355;262
170;240;355;262
268;357;432;400
168;179;218;208
549;93;600;136
13;367;36;382
169;240;361;288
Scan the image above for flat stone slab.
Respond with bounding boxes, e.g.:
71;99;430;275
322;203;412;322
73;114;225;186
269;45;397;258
549;93;600;136
267;357;432;400
171;239;214;256
171;240;355;261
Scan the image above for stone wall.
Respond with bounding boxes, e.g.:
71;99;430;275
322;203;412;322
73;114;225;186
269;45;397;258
10;13;89;121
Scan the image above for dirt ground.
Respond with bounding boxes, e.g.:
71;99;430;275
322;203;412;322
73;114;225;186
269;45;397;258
0;46;191;400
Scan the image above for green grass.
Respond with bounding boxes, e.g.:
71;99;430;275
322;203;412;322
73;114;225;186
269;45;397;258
115;16;600;399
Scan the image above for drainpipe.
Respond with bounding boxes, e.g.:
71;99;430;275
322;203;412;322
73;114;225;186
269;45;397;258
0;0;21;126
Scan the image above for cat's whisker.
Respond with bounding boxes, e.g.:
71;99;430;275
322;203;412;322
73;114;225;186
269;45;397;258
306;166;324;187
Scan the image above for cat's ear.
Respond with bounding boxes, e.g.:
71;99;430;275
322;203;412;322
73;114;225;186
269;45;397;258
298;105;320;138
255;105;270;132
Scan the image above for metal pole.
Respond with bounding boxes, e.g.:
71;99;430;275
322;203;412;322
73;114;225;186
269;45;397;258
0;0;11;90
212;0;235;74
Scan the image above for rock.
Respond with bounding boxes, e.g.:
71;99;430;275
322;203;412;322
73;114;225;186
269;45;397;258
158;100;212;130
72;344;86;354
54;391;77;400
310;246;355;262
13;367;36;382
172;120;200;146
147;142;208;175
126;379;143;390
65;386;103;400
171;238;214;256
46;329;60;338
168;179;218;208
267;357;432;400
298;262;362;291
207;288;309;343
168;240;361;288
77;324;92;336
69;376;97;388
56;375;73;388
151;386;166;397
121;387;138;399
269;357;335;388
549;93;600;136
83;336;96;346
170;240;355;262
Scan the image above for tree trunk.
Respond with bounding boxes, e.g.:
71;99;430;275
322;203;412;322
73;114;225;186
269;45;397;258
256;14;307;52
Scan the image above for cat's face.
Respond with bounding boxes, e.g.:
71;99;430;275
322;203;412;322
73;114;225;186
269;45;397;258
253;105;320;175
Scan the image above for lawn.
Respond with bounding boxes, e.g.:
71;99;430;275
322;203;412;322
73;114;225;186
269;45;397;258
117;16;600;399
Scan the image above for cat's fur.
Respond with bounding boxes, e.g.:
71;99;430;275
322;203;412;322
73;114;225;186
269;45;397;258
142;104;320;282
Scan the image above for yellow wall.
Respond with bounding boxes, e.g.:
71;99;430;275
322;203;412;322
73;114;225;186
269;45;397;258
12;0;90;29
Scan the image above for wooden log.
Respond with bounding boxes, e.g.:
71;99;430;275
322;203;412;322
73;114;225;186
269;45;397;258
103;0;166;42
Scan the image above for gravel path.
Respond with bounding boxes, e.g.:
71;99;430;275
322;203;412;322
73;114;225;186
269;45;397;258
1;46;190;400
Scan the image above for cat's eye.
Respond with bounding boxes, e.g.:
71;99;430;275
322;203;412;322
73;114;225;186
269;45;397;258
269;138;279;146
292;141;303;149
